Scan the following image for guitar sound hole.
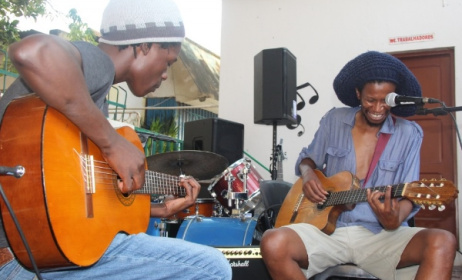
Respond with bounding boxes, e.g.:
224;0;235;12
114;178;135;206
317;192;331;210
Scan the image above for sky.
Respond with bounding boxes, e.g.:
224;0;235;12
16;0;222;55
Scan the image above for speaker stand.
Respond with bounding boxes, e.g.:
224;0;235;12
271;122;278;180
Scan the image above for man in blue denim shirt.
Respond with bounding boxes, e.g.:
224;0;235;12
261;51;456;280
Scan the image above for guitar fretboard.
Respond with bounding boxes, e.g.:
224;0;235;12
134;170;186;197
322;184;406;207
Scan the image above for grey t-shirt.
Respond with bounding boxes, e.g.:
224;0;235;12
0;41;115;248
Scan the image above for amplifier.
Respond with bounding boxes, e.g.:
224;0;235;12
216;246;271;280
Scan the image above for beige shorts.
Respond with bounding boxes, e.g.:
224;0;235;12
285;223;423;280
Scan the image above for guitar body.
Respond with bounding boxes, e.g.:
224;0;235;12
0;95;150;269
275;170;359;234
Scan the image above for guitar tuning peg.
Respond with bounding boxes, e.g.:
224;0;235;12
428;205;436;211
421;205;426;210
438;205;446;211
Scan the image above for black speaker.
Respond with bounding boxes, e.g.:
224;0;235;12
216;247;271;280
183;118;244;165
254;48;297;125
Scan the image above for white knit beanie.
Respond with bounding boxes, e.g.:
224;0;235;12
99;0;185;45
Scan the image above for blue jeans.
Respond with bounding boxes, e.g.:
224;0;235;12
0;233;232;279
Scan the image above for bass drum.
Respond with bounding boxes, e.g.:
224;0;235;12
176;217;257;246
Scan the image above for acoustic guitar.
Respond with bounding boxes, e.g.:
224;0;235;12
0;95;186;270
275;169;458;234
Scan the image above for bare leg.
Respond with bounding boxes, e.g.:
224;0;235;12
398;228;456;280
260;227;309;280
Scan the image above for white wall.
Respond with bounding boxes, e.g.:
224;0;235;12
219;0;462;238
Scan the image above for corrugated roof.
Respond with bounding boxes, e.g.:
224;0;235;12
178;38;220;100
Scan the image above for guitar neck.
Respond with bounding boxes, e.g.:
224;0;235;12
323;184;405;207
276;160;283;180
134;170;186;197
276;143;284;181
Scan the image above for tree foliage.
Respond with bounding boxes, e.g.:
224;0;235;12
146;114;179;155
1;2;97;75
67;8;97;45
0;0;47;49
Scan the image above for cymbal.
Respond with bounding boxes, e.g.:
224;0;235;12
146;150;229;180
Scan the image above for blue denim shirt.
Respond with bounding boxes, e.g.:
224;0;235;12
295;107;423;233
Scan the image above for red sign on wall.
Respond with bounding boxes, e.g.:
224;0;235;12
389;33;435;44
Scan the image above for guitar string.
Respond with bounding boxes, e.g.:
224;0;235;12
296;185;402;210
296;181;445;213
80;153;447;203
79;156;186;195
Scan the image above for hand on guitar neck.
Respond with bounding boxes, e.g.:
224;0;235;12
150;177;201;218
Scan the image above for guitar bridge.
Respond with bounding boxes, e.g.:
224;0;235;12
289;193;305;223
84;155;96;194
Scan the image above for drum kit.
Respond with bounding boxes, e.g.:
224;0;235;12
145;150;265;246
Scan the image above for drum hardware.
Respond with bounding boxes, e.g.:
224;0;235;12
213;203;224;217
152;219;168;237
240;190;264;217
147;218;180;238
225;169;249;212
209;158;262;217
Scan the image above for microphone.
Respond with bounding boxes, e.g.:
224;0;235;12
385;92;440;107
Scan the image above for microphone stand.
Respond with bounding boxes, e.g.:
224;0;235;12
415;104;462;152
270;122;278;180
415;105;462;116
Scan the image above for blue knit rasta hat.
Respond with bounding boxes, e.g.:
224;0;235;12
333;51;422;117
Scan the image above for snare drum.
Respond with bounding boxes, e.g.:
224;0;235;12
208;158;263;214
176;217;257;246
171;198;216;219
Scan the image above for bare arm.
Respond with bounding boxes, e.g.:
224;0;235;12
8;34;145;192
150;177;200;217
299;158;329;203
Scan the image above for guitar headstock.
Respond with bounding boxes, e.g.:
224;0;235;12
402;179;458;211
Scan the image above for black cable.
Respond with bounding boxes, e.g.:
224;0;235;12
0;183;43;280
296;82;319;104
287;82;320;136
442;102;462;151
